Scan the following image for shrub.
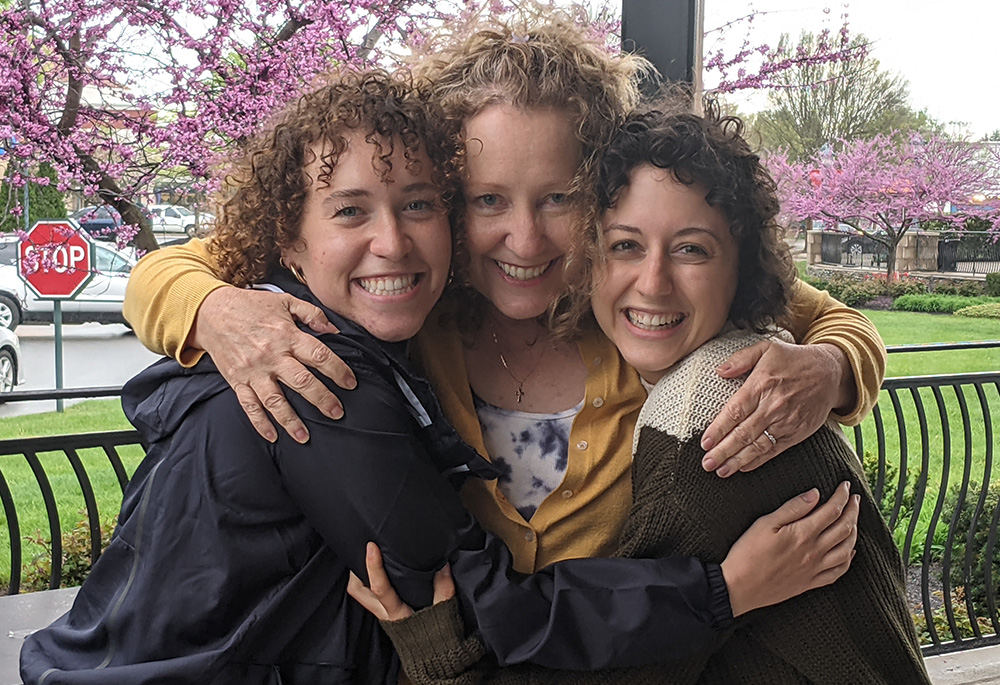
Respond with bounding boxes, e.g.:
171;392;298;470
800;273;829;291
987;272;1000;297
912;586;995;646
933;280;985;297
21;511;117;592
941;480;1000;619
861;451;948;564
954;303;1000;319
818;273;925;305
814;274;852;302
892;294;1000;314
861;451;939;564
887;278;928;298
863;450;905;518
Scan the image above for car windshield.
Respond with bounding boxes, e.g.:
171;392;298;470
173;206;193;216
73;206;119;220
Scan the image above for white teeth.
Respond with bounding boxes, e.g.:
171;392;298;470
497;261;550;281
358;275;417;296
626;309;683;330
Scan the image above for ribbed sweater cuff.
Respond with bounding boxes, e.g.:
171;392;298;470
380;597;486;682
704;562;734;632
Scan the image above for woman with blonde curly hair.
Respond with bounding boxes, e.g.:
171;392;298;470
120;0;880;666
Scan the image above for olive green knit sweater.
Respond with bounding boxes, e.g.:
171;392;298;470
382;330;929;685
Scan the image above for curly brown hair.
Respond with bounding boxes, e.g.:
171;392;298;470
409;2;650;333
207;69;457;288
571;97;796;333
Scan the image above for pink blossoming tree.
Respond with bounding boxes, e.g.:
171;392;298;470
769;133;1000;283
0;0;863;255
0;0;443;252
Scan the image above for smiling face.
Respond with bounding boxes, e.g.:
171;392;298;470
283;131;452;342
591;165;740;384
461;105;583;321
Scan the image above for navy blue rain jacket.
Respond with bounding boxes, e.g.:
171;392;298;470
20;271;730;685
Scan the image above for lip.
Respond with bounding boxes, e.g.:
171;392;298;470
492;257;560;284
353;272;425;300
622;307;686;338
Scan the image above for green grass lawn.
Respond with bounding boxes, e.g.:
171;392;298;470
0;399;131;440
862;309;1000;377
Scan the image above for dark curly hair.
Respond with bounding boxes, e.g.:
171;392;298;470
573;97;795;334
207;69;457;288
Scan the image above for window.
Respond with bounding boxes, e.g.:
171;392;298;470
0;242;17;266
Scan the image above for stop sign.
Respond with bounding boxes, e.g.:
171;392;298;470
18;219;94;299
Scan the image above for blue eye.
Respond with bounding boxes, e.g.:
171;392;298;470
548;193;567;205
609;240;639;253
479;194;499;207
406;199;433;211
336;206;359;218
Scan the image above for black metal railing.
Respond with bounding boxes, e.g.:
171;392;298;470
2;347;1000;655
937;231;1000;275
0;430;143;595
854;341;1000;655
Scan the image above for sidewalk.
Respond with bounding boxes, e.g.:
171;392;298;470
926;646;1000;685
0;588;77;685
1;588;999;683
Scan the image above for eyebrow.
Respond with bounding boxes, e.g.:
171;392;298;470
321;189;369;207
319;182;438;207
603;224;722;240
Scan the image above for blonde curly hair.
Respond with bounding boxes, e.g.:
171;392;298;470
207;69;457;288
409;2;651;334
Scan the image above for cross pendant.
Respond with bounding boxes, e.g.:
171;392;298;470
514;385;524;403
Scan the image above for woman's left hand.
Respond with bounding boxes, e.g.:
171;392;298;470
347;542;455;621
699;339;855;477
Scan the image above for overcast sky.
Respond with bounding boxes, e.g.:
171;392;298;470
700;0;1000;138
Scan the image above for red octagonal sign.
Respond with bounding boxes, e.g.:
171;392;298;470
18;219;94;299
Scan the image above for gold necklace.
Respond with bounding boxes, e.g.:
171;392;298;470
489;323;547;404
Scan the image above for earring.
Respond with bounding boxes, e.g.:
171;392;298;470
280;256;307;285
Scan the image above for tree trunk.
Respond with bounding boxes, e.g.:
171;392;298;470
884;242;897;289
75;147;159;253
118;201;158;253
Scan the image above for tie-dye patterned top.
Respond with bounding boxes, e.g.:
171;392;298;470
473;395;584;521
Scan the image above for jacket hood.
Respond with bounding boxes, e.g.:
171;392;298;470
122;355;232;443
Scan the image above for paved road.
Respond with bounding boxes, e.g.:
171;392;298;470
0;322;162;420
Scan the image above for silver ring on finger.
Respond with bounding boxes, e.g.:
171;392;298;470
762;429;777;446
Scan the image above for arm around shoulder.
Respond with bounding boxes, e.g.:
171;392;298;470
785;279;886;424
124;238;229;365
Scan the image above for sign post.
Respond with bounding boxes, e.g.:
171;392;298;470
17;219;94;411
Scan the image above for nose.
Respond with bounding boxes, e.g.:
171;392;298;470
505;208;546;259
370;212;412;261
636;252;672;297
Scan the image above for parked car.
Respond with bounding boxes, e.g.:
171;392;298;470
148;204;215;237
70;205;123;241
0;234;136;330
0;325;23;395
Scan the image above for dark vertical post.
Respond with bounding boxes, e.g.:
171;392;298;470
621;0;703;95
